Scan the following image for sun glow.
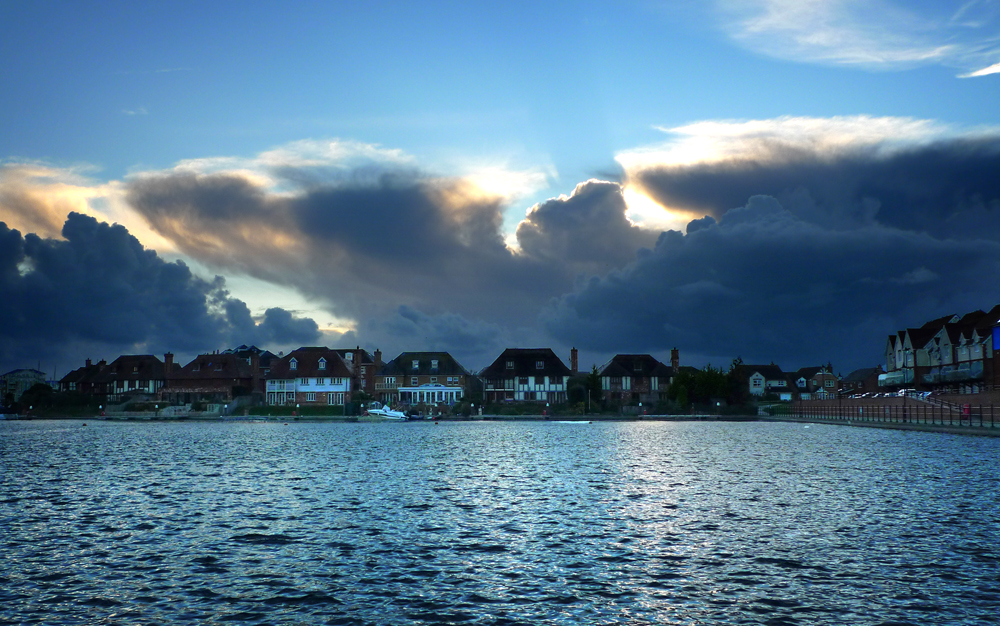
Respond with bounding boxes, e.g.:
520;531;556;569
622;186;701;234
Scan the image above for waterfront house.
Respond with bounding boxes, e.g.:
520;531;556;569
375;351;471;406
264;347;354;406
880;305;1000;394
160;352;258;405
332;347;377;396
744;364;788;397
93;354;176;403
598;354;673;404
1;368;48;403
480;348;573;404
840;367;883;395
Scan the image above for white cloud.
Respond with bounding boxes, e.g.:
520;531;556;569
716;0;1000;75
960;61;1000;77
616;115;955;172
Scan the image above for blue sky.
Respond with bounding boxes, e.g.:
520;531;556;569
3;0;1000;377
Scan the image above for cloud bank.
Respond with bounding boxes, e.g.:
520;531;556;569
0;212;320;372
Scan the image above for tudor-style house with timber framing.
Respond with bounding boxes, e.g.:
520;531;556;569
480;348;574;403
598;353;674;404
264;347;354;406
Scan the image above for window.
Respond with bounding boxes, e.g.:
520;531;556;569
752;378;762;388
430;377;437;383
634;361;642;372
431;359;438;370
519;376;528;386
536;361;544;369
413;360;420;370
506;360;514;369
318;378;326;385
825;380;835;388
361;366;366;375
192;363;200;372
301;378;309;386
215;363;223;371
290;358;298;370
411;377;418;385
318;358;326;370
133;366;138;373
306;392;316;402
385;377;395;385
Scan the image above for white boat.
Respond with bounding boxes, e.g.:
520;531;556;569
365;402;407;420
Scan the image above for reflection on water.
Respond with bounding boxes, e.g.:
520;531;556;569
2;420;999;625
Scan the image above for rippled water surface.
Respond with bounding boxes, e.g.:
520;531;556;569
3;420;1000;625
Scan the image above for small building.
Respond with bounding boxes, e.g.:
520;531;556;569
841;367;883;396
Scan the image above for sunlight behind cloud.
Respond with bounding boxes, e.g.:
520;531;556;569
622;186;698;233
616;115;954;172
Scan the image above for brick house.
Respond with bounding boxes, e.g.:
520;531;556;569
480;348;573;403
159;352;258;404
598;354;673;404
840;367;883;396
264;347;354;406
375;351;471;406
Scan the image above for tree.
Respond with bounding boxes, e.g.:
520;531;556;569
586;365;602;412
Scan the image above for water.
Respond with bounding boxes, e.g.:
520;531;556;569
2;420;999;625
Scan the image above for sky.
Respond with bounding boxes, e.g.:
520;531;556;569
3;0;1000;380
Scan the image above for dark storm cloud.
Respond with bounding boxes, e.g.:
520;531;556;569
544;195;1000;371
517;180;658;274
0;213;320;373
125;169;654;324
360;305;507;367
633;137;1000;238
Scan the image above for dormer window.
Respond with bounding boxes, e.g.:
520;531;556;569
290;358;298;370
133;366;138;373
506;360;514;369
346;353;354;362
192;363;200;372
215;363;223;372
536;361;544;369
431;359;438;370
412;360;419;370
319;358;327;370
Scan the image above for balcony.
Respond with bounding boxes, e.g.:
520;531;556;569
375;382;399;390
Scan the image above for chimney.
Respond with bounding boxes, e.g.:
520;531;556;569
86;358;92;367
98;360;107;370
164;353;173;368
570;347;578;374
374;349;382;369
354;346;363;374
671;348;679;373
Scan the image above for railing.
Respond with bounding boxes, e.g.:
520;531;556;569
789;402;997;428
375;382;398;390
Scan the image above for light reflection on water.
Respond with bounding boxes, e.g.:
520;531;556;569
2;419;999;625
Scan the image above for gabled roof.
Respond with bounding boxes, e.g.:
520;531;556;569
842;367;882;383
920;314;958;330
905;327;938;351
266;348;352;379
598;354;672;378
93;355;171;383
380;352;470;377
332;348;374;365
975;304;1000;331
743;364;784;380
480;348;572;378
170;353;255;380
792;366;824;381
